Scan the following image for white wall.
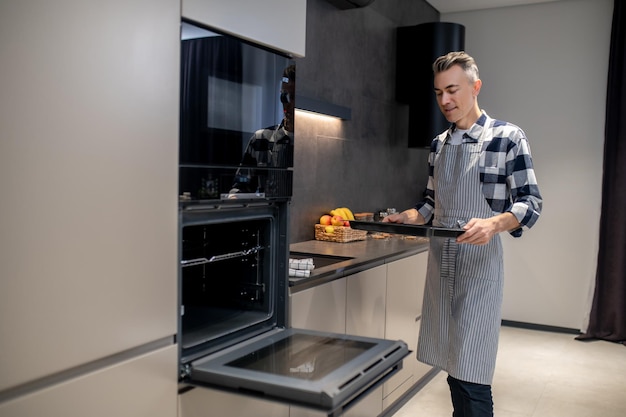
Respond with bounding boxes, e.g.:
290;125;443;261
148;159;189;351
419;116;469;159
443;0;613;330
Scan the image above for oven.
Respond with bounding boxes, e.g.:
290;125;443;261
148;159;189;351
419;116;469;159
177;20;409;416
178;202;408;415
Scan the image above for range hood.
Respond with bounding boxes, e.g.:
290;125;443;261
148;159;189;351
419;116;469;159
396;22;465;147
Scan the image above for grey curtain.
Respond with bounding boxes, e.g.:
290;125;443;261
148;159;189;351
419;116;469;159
577;0;626;345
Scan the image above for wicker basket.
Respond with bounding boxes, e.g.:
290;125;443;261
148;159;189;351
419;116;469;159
314;224;368;243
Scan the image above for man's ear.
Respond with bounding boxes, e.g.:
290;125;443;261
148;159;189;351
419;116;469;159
473;79;482;96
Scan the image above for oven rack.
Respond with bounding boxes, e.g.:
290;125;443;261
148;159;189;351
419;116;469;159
181;245;263;267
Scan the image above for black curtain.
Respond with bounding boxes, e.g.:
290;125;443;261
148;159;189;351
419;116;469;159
179;36;244;166
577;0;626;345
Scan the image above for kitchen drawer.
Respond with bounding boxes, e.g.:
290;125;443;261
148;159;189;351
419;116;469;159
0;345;177;417
179;385;289;417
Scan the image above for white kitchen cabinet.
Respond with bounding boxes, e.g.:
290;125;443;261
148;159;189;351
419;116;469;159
290;264;387;339
180;386;289;417
0;0;179;406
289;386;383;417
413;320;435;382
343;265;387;417
182;0;306;57
343;385;383;417
286;276;387;417
346;265;387;338
383;252;429;409
289;279;347;334
289;251;429;416
0;345;177;417
289;269;385;417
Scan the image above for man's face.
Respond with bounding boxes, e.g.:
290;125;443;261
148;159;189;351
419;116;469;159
434;65;481;129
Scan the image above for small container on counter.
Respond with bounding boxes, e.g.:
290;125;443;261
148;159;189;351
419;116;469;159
374;208;396;222
354;212;374;222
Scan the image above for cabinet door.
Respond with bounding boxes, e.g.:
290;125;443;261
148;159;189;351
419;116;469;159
413;319;435;382
289;386;383;417
383;252;429;407
0;345;177;417
343;385;383;417
346;265;387;338
0;0;179;392
182;0;306;57
289;279;347;334
289;269;385;417
180;386;289;417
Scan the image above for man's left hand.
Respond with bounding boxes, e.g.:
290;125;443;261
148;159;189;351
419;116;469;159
456;212;519;245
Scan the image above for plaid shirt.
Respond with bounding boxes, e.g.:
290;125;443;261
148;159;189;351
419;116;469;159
416;112;542;237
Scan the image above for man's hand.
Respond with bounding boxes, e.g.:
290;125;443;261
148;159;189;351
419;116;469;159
382;208;425;225
382;212;407;224
456;212;519;245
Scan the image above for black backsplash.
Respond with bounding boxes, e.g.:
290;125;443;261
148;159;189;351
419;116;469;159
288;0;438;243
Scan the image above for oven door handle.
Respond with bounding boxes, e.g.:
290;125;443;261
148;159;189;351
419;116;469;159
327;360;403;417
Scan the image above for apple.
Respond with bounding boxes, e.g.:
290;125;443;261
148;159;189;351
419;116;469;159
331;215;344;226
324;225;335;233
320;214;332;225
344;221;350;227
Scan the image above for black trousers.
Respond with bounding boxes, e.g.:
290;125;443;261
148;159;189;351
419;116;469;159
447;375;494;417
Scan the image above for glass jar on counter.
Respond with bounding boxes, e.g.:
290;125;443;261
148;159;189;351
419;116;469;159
376;208;396;221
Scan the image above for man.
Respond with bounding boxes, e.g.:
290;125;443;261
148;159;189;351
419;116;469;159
384;51;542;416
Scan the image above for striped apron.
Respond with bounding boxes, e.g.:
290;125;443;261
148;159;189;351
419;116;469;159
416;137;504;385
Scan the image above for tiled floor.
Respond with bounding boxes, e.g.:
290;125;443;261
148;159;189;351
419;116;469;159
391;325;626;417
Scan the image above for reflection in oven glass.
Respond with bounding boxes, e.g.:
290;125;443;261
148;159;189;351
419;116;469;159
225;333;375;380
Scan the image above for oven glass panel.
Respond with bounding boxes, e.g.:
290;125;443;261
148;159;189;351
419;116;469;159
188;328;410;412
226;333;375;380
180;21;295;201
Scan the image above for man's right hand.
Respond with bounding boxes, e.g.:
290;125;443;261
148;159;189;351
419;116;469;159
382;208;425;225
382;213;406;223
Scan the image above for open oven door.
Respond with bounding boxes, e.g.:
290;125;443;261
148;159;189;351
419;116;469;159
185;327;409;417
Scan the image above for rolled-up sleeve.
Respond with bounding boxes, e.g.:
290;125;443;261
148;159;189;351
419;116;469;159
415;139;438;222
507;134;542;236
480;125;542;237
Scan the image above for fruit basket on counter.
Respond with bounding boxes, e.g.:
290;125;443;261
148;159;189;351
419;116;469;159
314;224;368;243
315;206;368;243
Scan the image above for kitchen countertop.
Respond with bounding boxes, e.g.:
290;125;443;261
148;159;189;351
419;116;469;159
289;236;430;293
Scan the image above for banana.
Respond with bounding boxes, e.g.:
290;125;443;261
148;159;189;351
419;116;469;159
329;207;354;221
334;208;348;220
339;207;355;220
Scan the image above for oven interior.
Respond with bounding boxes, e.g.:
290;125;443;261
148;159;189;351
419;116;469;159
179;203;288;368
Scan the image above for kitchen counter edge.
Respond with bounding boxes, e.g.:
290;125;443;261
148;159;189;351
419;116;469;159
289;237;429;293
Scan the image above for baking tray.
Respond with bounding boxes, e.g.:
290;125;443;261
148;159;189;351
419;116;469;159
349;220;465;238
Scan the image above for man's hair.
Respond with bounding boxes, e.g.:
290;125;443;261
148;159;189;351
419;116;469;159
433;51;479;83
283;64;296;82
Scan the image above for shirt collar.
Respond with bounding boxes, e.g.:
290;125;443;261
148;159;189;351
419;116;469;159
446;111;488;143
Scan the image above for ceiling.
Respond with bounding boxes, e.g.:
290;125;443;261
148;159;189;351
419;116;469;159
426;0;560;13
